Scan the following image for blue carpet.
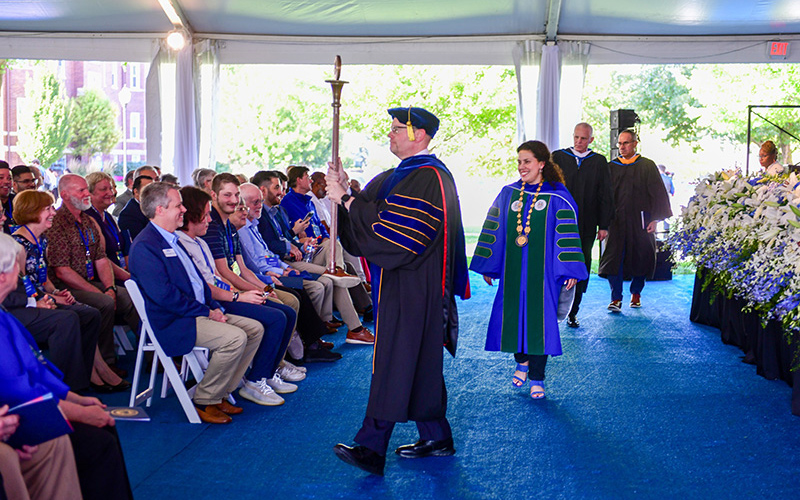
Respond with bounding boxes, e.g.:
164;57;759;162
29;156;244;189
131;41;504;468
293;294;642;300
105;274;800;499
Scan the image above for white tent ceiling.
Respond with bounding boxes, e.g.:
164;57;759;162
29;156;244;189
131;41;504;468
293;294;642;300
1;0;800;64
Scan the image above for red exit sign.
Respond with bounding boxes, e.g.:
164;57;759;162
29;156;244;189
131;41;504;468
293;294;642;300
768;41;789;59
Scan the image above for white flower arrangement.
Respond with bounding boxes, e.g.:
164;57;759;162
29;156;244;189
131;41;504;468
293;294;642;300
667;170;800;335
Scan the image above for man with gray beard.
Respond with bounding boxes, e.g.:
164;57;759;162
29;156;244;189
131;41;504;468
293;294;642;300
45;174;139;371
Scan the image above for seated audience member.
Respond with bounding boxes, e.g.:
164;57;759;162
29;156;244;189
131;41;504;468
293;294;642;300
255;170;374;344
309;171;369;286
117;174;153;241
129;182;264;423
0;233;134;500
1;162;14;234
238;183;366;343
85;172;131;283
112;170;135;218
281;167;373;314
161;173;180;186
0;403;82;500
202;174;341;362
191;168;216;194
11;166;36;194
760;140;786;176
8;190;130;392
177;186;303;401
44;174;139;372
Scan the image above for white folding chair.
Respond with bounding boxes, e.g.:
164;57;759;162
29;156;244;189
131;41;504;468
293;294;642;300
113;325;134;355
125;279;206;424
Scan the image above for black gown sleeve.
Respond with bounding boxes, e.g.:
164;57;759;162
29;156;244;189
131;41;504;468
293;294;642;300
338;168;445;272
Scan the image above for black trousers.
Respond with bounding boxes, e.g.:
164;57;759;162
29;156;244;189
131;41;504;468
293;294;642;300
69;423;133;500
275;285;328;347
354;416;452;456
569;234;595;317
9;303;100;391
513;353;548;381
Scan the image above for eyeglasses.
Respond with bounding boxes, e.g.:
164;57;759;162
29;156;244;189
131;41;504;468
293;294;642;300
389;125;415;135
617;141;636;147
235;206;249;212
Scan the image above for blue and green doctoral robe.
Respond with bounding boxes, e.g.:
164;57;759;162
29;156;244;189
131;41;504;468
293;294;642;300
470;181;588;356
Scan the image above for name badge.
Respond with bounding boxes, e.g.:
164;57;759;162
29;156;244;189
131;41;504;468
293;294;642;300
163;248;177;257
265;257;281;267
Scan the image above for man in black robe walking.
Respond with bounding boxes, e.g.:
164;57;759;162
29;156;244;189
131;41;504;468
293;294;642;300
327;107;469;475
598;129;671;312
552;122;614;327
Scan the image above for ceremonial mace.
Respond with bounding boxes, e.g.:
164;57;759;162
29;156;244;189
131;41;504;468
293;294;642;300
325;56;348;273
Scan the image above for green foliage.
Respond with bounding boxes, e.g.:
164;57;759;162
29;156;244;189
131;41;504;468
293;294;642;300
217;65;518;177
582;65;706;153
17;72;71;169
70;89;121;163
702;64;800;164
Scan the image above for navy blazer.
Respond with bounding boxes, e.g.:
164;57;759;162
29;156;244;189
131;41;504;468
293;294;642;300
129;222;221;357
117;198;149;241
257;207;301;260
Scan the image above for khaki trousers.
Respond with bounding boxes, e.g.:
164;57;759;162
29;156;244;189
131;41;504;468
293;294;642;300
289;260;362;330
0;436;82;500
192;313;263;406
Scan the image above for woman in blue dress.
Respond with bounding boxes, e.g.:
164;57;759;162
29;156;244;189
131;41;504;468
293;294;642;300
470;141;588;399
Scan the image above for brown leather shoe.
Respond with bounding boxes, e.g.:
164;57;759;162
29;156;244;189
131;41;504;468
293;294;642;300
327;319;344;328
214;399;244;415
326;268;358;279
346;328;375;345
325;321;342;333
317;339;334;350
195;404;232;424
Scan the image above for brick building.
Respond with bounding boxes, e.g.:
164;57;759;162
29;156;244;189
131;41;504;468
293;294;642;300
1;59;148;174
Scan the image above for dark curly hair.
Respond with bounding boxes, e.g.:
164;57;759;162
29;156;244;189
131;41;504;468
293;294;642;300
517;140;565;185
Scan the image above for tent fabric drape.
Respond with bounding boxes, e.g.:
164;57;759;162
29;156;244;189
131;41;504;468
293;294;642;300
537;44;560;150
195;40;220;175
173;42;198;186
557;41;590;147
145;42;165;168
513;40;542;145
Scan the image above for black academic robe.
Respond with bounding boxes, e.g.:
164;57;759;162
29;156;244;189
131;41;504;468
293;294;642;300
598;155;672;279
552;148;614;274
338;159;467;423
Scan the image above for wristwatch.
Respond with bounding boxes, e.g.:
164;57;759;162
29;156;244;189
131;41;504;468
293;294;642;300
103;285;117;293
340;194;351;204
231;291;239;302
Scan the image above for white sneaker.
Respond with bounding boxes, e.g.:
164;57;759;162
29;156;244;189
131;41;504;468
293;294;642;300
282;359;306;373
265;373;298;394
239;379;284;406
278;364;306;382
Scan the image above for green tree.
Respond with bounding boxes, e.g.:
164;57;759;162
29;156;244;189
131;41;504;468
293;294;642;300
583;65;706;153
217;64;518;176
17;72;71;169
70;89;121;164
702;64;800;164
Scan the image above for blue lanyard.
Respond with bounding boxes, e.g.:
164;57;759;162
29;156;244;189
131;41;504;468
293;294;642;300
75;222;92;255
23;225;48;283
74;221;95;279
197;238;213;270
224;222;235;258
22;225;43;258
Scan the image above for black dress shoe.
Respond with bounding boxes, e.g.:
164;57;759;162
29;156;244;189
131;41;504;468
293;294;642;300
303;345;342;363
566;315;580;328
395;438;455;458
333;444;385;475
90;379;131;393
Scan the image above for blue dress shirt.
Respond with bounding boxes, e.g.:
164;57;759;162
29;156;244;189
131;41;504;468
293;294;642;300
152;222;206;304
